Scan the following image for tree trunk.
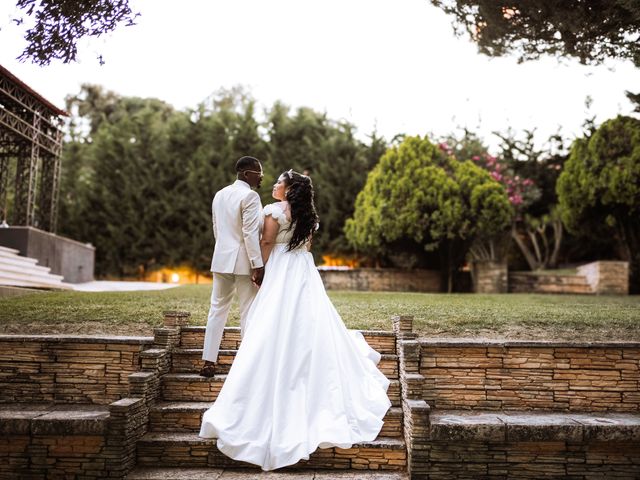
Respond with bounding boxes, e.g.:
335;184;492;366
549;219;563;268
511;224;539;271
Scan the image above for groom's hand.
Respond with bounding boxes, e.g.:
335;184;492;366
252;267;265;287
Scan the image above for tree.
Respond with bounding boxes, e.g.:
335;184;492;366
345;135;513;292
13;0;138;65
557;115;640;292
492;128;568;270
180;87;268;273
60;85;268;277
265;104;384;258
58;84;384;276
432;0;640;66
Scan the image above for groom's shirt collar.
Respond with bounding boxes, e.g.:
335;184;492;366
234;179;251;189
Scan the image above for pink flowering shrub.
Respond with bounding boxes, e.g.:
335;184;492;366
439;144;541;216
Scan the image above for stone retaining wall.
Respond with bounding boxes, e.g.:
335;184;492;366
0;317;178;479
419;340;640;412
422;439;640;478
578;260;629;295
319;268;441;292
471;261;508;293
0;335;153;404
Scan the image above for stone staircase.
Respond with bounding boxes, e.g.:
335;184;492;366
0;245;71;290
126;324;407;478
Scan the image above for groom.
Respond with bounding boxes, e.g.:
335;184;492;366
200;156;265;377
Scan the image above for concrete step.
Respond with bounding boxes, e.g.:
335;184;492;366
0;274;72;290
0;267;66;285
180;326;397;355
0;252;39;267
127;467;409;479
148;402;403;438
0;253;65;283
171;348;399;378
0;259;52;276
161;373;401;407
0;245;20;256
136;432;406;470
0;268;64;285
0;247;70;289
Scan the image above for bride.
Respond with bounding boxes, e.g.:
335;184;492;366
199;169;391;471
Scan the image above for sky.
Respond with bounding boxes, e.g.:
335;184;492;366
1;0;639;151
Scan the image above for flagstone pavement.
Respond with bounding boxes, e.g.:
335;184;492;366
127;468;408;480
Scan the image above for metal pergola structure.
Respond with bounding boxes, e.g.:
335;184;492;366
0;64;67;233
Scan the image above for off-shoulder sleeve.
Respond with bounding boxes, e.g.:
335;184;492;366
263;203;288;226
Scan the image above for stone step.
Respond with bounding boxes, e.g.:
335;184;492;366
161;374;226;402
161;373;401;407
149;402;404;438
136;432;406;471
171;348;399;378
171;349;237;375
180;326;397;355
127;467;409;479
428;410;640;442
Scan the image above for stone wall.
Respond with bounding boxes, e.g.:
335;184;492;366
0;335;152;404
471;261;508;293
396;317;640;479
508;272;593;294
578;260;629;295
0;313;185;479
419;339;640;412
421;438;640;479
319;268;441;292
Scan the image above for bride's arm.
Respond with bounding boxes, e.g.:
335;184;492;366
260;215;280;264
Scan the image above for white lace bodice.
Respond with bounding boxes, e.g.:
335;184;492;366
263;203;294;245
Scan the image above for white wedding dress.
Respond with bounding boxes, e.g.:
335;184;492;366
199;203;391;471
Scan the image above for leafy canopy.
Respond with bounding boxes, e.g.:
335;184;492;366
432;0;640;66
345;135;513;256
557;115;640;234
15;0;138;64
557;115;640;291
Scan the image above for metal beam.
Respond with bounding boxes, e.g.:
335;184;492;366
0;69;65;231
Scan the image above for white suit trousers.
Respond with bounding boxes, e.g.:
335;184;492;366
202;273;257;363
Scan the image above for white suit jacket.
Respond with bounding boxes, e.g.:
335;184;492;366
210;180;264;274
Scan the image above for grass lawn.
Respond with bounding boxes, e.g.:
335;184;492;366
1;285;639;341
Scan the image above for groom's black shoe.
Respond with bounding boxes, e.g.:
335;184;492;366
199;363;216;377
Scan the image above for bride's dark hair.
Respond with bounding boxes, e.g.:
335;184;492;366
283;170;319;251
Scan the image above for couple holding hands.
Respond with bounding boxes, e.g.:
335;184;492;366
198;156;391;471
